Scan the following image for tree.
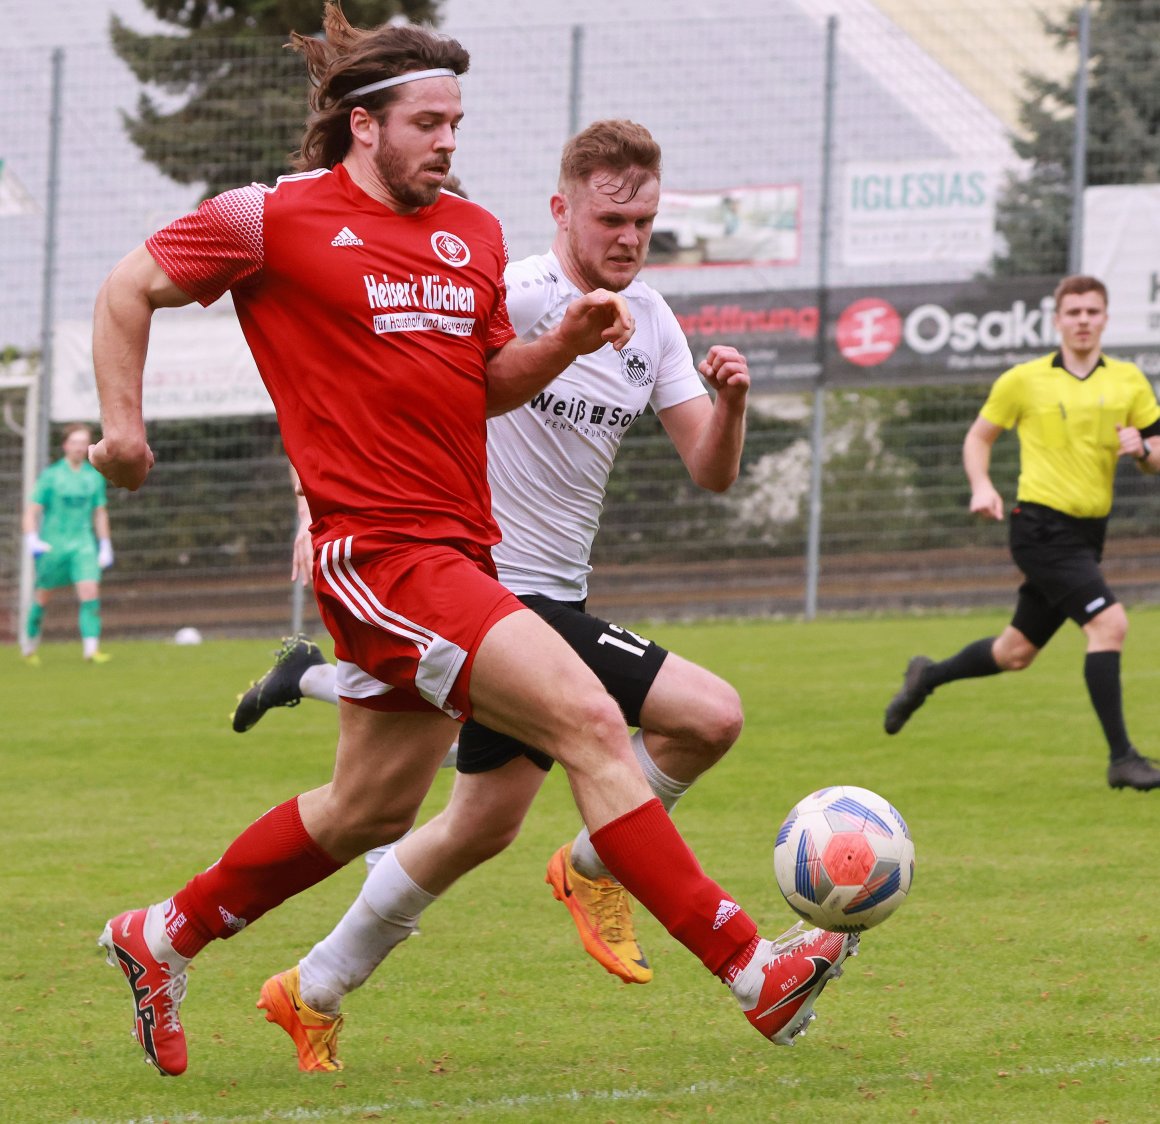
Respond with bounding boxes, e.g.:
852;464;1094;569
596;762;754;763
994;0;1160;277
111;1;440;198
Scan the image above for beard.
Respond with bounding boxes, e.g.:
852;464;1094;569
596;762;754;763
374;135;447;209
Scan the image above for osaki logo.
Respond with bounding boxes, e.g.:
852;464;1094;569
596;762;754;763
620;347;653;387
903;296;1057;355
836;298;901;368
836;294;1058;366
431;230;470;267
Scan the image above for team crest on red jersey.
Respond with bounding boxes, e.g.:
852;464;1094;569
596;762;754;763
431;230;471;267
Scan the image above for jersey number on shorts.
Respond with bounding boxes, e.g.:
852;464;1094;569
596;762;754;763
596;623;651;658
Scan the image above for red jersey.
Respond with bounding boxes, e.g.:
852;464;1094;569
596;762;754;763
146;164;516;547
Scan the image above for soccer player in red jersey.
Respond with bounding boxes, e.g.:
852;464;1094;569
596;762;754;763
92;4;856;1077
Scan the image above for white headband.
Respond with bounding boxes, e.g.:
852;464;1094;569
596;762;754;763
344;68;458;100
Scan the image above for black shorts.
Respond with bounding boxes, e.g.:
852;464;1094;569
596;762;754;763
1008;501;1117;649
456;593;670;774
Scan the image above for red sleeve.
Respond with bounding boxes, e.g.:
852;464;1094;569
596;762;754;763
145;184;266;306
485;224;517;352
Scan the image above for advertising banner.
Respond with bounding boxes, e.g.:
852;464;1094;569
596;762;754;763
50;274;1160;419
648;184;801;268
665;276;1160;389
840;158;1001;266
1083;184;1160;355
52;304;273;422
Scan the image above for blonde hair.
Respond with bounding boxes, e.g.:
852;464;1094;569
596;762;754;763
558;119;662;201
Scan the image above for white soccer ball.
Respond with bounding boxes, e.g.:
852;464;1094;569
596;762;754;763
774;785;915;932
173;626;203;646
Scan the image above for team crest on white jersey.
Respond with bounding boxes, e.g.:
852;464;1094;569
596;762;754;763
620;347;653;388
431;230;471;267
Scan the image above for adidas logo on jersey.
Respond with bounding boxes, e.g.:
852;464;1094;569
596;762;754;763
331;226;364;247
713;899;741;930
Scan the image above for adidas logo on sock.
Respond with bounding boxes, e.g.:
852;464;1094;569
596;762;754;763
331;226;364;247
713;898;741;930
218;905;248;932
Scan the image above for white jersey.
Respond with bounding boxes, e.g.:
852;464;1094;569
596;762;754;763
489;251;707;600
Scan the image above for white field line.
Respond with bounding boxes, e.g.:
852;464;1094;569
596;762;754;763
76;1056;1160;1124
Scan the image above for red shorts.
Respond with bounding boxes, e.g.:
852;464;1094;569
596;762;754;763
312;534;523;720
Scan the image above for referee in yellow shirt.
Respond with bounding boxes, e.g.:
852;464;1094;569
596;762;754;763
884;275;1160;791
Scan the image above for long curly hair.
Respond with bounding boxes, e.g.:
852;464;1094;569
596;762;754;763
288;2;470;172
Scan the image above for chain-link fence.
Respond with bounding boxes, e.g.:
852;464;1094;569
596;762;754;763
4;2;1160;642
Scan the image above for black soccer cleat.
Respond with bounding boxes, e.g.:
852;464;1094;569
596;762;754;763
1107;748;1160;791
883;655;934;735
232;634;325;733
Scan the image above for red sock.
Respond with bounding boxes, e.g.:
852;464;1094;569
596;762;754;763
164;798;341;959
590;798;757;977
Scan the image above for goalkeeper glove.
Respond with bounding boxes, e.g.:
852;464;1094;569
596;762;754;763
25;532;52;558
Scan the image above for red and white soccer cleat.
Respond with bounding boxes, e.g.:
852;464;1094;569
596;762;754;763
99;906;189;1076
729;921;858;1045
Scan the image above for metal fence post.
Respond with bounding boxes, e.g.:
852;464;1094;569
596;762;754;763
6;366;39;646
37;46;63;470
805;15;837;620
290;550;304;637
1068;1;1091;274
567;25;584;138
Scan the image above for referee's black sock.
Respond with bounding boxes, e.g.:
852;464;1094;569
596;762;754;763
925;637;1001;690
1084;651;1133;762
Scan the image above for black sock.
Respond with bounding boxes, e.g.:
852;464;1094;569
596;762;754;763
1084;651;1133;761
926;637;1001;690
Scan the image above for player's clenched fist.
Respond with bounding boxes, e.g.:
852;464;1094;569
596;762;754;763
89;436;155;491
559;288;636;354
698;345;750;403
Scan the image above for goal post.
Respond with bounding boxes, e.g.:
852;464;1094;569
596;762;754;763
0;360;40;646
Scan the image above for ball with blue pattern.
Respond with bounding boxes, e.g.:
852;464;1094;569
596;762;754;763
774;785;915;932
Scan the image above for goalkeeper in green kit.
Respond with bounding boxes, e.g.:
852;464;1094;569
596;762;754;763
21;423;114;664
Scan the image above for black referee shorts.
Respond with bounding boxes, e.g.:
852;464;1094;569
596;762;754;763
456;593;670;774
1007;501;1117;649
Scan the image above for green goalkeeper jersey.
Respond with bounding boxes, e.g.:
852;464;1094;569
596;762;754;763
32;458;107;549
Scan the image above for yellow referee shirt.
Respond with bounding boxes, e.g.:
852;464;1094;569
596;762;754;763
980;352;1160;518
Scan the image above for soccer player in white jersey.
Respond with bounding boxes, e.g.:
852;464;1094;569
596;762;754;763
246;119;859;1073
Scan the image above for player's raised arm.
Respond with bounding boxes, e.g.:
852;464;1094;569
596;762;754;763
485;288;634;416
89;244;194;491
659;344;751;493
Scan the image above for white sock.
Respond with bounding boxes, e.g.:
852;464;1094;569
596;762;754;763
364;827;413;872
83;636;100;659
299;662;338;703
146;900;191;971
727;937;773;1002
298;849;437;1015
571;730;692;880
20;636;40;657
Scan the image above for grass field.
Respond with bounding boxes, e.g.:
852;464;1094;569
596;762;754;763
5;610;1159;1123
